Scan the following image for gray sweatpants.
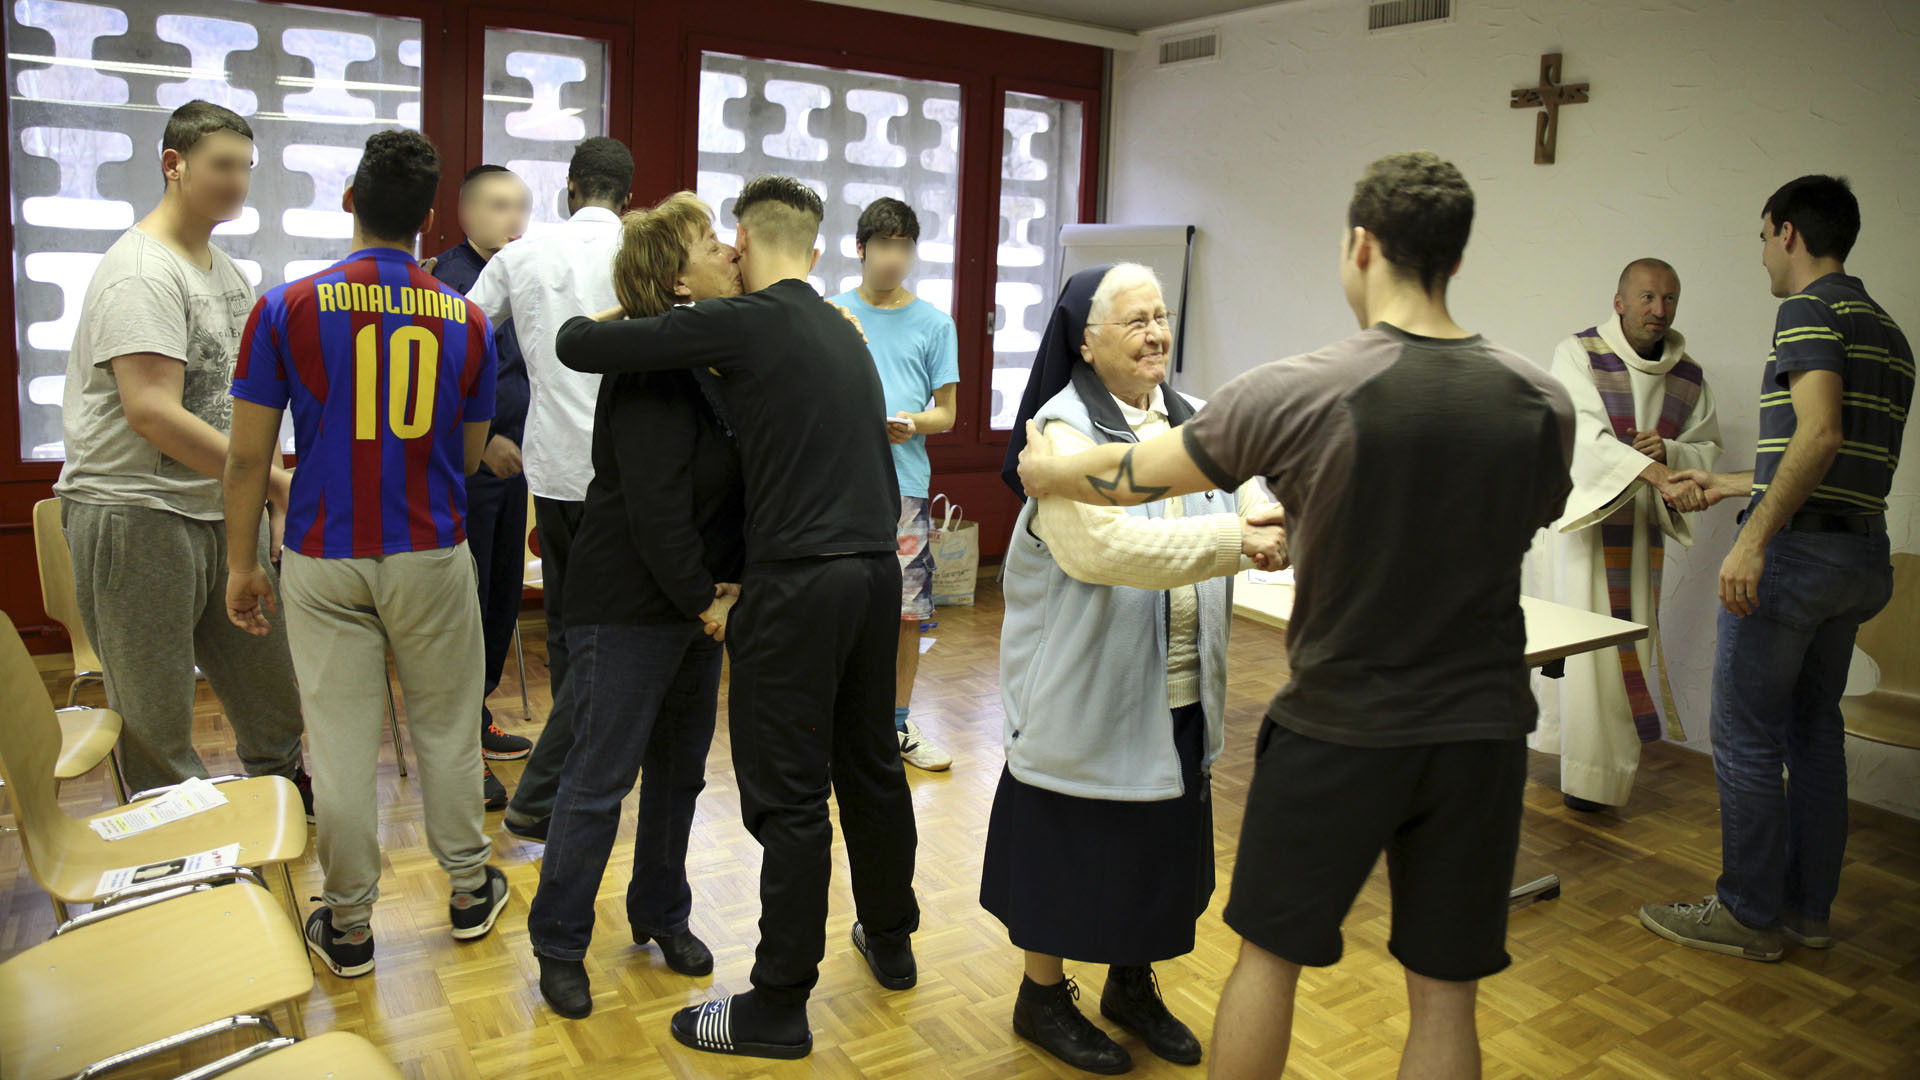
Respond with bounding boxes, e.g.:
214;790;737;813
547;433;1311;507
61;499;305;795
279;544;491;929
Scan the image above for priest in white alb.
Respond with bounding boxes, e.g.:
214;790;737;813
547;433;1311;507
1528;259;1721;812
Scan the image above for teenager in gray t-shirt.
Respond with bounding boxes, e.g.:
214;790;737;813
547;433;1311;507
49;100;304;798
55;227;251;517
1016;153;1574;1078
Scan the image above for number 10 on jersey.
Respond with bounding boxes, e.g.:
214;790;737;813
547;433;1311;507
355;324;439;440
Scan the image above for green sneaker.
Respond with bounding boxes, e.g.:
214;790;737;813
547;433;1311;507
1639;895;1783;961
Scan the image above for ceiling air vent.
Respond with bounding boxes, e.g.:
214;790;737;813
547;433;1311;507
1368;0;1454;33
1157;30;1220;67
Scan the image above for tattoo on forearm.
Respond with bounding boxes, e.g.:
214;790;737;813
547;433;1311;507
1086;447;1170;506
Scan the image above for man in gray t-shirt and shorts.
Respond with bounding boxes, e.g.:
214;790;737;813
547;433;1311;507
52;101;305;798
1017;152;1574;1077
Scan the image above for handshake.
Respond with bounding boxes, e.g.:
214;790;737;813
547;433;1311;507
1652;468;1743;513
1240;506;1289;571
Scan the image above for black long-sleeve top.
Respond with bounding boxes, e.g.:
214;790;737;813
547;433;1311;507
562;366;746;626
556;279;898;564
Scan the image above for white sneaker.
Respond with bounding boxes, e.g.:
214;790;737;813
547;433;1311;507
899;719;953;772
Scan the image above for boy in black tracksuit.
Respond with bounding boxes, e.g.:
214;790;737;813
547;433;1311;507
555;176;918;1060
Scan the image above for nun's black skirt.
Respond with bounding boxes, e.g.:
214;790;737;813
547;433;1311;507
979;702;1215;965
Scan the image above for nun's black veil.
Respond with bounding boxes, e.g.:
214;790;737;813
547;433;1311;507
998;264;1113;500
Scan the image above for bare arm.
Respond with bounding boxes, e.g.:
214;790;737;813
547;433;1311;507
114;353;232;479
1739;369;1843;538
463;421;490;476
1016;420;1217;506
223;399;282;635
1030;420;1278;587
1713;369;1844;616
114;352;292;502
906;382;958;436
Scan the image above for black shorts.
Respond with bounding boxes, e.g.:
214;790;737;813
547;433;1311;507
1223;719;1528;982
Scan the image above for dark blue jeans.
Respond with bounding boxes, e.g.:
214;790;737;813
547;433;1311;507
464;468;528;731
508;497;583;821
1712;527;1892;930
527;621;721;961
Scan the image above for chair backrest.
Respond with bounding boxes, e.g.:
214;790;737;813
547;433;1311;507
0;614;95;886
1855;552;1919;696
523;489;542;589
30;499;102;675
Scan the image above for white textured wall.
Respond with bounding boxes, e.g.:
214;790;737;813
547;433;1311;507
1109;0;1920;816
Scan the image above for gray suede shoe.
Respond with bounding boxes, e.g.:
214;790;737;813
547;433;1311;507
1639;895;1783;961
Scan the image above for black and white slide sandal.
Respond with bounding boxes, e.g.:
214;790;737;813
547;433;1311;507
669;997;813;1060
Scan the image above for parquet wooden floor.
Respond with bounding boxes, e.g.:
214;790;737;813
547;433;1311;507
4;580;1917;1078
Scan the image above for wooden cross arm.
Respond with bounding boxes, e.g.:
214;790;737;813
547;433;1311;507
1512;82;1589;108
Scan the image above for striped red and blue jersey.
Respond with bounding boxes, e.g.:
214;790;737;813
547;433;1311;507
231;247;496;558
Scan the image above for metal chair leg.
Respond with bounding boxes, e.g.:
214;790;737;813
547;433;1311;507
511;624;530;721
277;862;302;931
51;895;70;923
104;747;128;805
385;675;407;777
67;673;102;707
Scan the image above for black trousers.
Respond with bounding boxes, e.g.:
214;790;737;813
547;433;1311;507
508;496;583;820
728;553;920;1007
465;468;528;731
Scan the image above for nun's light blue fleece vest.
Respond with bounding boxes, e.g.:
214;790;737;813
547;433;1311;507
998;380;1234;801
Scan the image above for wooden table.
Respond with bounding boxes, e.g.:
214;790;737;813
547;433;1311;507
1231;571;1648;906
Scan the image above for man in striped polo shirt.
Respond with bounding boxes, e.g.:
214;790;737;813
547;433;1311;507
1641;175;1910;961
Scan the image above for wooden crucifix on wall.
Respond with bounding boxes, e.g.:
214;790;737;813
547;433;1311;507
1511;52;1589;165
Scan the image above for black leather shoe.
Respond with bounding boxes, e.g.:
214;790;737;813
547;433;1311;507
636;928;714;976
537;953;592;1019
503;814;549;842
1563;793;1610;813
1101;965;1201;1065
851;921;917;990
1013;975;1132;1074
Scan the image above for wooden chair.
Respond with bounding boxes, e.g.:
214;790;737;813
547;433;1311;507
171;1031;404;1080
53;706;125;794
32;497;412;779
0;880;312;1080
30;499;131;803
0;706;126;834
1842;551;1920;749
31;498;111;708
0;613;308;926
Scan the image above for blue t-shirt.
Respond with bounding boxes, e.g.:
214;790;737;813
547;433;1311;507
830;290;959;498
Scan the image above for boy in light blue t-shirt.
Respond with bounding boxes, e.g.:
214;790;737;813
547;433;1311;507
830;197;959;772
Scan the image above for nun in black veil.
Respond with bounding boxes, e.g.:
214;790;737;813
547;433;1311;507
984;263;1282;1074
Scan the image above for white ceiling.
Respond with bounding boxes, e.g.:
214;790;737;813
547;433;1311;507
813;0;1284;49
952;0;1278;34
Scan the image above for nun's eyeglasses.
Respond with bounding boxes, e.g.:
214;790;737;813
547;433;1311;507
1090;313;1174;336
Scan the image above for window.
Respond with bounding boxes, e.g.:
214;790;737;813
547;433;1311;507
480;25;608;238
7;0;423;460
696;51;962;315
989;90;1083;430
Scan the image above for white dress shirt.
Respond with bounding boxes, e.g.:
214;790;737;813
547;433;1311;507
468;205;621;502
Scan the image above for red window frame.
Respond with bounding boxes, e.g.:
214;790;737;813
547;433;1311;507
0;0;1100;645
